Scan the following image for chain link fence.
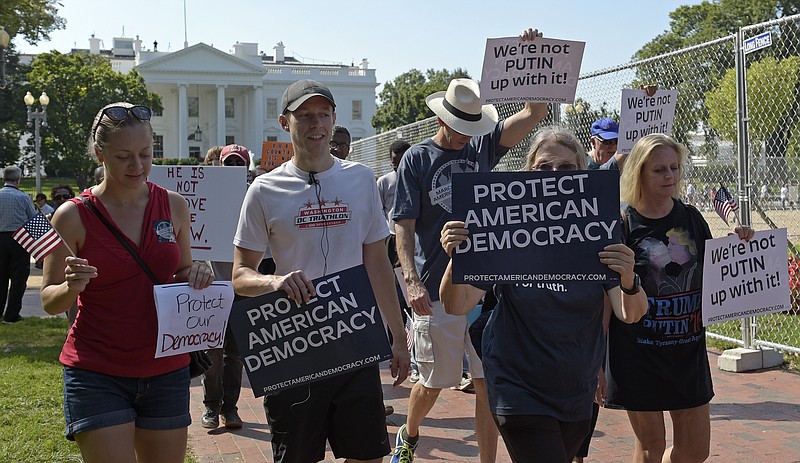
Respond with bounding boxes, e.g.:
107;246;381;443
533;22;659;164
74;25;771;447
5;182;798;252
350;14;800;355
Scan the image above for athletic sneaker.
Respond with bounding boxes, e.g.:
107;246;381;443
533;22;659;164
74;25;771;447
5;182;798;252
390;424;418;463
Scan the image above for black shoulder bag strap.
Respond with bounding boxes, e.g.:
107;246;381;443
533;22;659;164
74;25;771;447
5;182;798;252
78;196;160;285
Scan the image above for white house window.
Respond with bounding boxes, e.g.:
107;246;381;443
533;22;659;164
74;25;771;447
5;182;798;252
225;98;235;118
352;100;362;120
153;135;164;158
266;98;278;119
188;97;199;118
189;146;201;159
225;135;235;145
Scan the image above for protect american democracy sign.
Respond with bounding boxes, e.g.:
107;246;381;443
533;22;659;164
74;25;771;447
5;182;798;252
229;265;392;396
451;170;621;284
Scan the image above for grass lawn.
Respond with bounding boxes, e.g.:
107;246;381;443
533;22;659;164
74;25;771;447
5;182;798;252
18;177;80;199
0;317;198;463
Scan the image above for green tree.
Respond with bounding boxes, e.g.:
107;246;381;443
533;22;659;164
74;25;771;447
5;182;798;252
0;47;31;166
0;1;64;166
25;51;162;188
0;0;65;45
706;55;800;184
372;68;470;132
633;0;800;154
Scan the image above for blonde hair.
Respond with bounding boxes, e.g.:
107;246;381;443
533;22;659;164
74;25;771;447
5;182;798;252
205;146;223;165
620;133;688;208
523;126;587;171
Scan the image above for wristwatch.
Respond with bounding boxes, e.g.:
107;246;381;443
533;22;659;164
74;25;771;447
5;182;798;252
620;273;641;295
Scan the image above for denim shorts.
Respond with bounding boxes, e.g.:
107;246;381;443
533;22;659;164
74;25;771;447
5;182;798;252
63;366;191;440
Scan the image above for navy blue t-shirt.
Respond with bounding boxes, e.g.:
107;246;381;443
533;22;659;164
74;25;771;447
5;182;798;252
482;280;615;421
392;122;507;300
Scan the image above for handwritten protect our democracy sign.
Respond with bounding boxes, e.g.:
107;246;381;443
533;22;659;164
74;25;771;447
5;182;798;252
618;89;678;155
480;36;585;104
702;229;791;326
229;265;392;397
148;165;247;262
153;282;234;358
451;171;621;285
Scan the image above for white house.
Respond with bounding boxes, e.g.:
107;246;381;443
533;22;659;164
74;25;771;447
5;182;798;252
77;35;378;160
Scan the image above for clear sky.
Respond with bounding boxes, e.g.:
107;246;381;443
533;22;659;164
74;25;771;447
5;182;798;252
16;0;702;91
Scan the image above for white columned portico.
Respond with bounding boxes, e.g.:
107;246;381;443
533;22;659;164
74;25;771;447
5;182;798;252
216;84;226;146
252;85;264;155
178;83;188;158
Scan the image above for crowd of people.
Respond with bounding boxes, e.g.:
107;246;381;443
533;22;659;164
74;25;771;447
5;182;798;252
0;27;766;463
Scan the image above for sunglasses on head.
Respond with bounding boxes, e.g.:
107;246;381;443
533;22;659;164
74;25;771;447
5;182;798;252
92;105;152;140
594;136;618;146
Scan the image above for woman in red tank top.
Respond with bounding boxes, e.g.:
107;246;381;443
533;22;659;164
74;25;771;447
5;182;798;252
41;102;214;463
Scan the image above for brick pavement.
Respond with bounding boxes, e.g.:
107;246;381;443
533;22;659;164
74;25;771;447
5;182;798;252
187;353;800;463
19;263;800;463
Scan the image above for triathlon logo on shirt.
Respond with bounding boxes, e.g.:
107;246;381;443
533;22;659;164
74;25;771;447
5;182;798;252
429;159;477;213
295;197;351;229
153;220;176;242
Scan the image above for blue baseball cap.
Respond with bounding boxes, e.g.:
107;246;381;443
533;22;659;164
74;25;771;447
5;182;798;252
590;118;619;140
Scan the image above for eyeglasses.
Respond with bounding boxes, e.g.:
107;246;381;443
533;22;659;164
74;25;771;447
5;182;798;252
532;163;578;172
92;105;152;140
53;194;72;200
594;136;618;146
330;141;350;150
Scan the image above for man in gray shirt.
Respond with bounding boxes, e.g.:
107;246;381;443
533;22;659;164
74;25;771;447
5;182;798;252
0;166;36;323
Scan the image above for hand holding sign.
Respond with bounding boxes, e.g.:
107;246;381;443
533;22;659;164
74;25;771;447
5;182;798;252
480;28;585;104
441;220;470;257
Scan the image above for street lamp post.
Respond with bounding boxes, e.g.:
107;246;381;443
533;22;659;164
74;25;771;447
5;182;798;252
25;91;49;195
0;26;10;89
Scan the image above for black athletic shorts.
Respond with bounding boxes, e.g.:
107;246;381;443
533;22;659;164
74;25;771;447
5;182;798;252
262;364;390;463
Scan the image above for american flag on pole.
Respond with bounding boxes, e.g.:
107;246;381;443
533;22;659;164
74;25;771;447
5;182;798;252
12;212;62;261
713;185;739;226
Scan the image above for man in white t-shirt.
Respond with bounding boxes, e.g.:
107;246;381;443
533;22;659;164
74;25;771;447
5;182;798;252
232;79;410;463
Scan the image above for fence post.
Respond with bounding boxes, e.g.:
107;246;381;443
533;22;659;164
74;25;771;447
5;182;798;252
735;27;755;349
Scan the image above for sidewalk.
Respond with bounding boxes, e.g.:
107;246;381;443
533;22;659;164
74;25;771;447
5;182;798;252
19;263;800;462
186;355;800;463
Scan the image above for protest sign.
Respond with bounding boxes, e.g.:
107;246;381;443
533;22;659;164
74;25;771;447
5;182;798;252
703;229;791;326
451;170;621;284
480;36;585;104
154;281;234;358
229;265;392;397
261;141;293;171
148;165;247;261
618;89;678;154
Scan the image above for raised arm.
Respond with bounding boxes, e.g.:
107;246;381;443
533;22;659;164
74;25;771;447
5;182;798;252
499;28;549;148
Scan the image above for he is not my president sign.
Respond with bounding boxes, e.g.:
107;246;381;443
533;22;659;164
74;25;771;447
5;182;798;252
229;265;392;396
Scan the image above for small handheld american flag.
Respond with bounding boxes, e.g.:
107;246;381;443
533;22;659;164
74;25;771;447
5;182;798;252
12;212;63;261
713;185;739;226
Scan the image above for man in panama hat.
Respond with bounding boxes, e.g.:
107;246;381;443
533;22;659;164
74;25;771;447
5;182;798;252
391;27;549;463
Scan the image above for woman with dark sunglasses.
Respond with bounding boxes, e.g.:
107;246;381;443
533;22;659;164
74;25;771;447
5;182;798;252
438;127;648;462
51;184;75;210
41;102;214;463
